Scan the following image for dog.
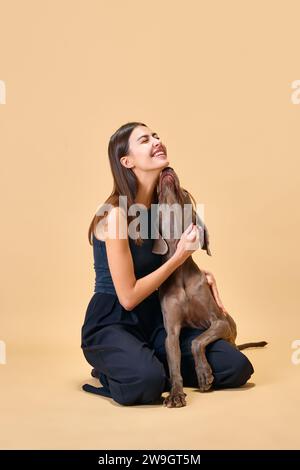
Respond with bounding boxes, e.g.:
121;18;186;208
151;166;267;408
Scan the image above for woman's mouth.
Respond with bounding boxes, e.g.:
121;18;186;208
152;151;166;159
152;145;167;159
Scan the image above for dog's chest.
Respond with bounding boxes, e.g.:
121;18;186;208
184;286;213;328
160;275;214;329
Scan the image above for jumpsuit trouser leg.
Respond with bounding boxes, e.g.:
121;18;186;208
82;324;254;406
82;324;167;406
152;327;254;392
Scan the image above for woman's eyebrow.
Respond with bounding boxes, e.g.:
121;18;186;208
136;132;158;142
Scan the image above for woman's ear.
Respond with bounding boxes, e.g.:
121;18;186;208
152;232;169;255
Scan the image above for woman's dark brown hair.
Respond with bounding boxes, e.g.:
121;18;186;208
88;121;159;246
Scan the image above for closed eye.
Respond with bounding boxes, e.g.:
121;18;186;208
141;135;160;143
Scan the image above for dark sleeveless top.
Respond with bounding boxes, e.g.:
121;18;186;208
81;207;165;348
93;207;162;294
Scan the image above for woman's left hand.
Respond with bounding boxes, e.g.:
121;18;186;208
203;269;229;316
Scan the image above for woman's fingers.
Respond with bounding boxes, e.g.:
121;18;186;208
186;226;200;249
203;270;215;285
211;284;228;316
185;223;194;233
186;227;197;240
204;270;228;316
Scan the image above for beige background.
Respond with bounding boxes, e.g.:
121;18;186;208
0;0;299;450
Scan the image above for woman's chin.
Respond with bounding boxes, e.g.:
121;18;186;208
157;158;169;168
150;156;170;171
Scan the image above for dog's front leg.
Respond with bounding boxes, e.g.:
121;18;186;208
191;320;230;391
163;328;187;408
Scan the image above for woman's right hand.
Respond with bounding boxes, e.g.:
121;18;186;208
173;223;201;266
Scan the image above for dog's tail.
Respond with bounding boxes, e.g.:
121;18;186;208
237;341;268;350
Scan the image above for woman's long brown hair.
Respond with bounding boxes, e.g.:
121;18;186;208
88;121;159;246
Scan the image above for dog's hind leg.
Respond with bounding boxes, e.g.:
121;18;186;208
191;319;231;392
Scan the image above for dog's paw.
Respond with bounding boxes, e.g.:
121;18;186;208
163;390;187;408
196;365;214;392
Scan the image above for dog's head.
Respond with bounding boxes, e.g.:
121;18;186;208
152;166;212;257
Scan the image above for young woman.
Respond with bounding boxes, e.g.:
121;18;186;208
81;121;254;406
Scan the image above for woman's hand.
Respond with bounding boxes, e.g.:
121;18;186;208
173;223;200;266
203;269;229;316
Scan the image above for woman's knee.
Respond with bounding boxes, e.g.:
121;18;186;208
115;363;167;406
234;354;254;386
215;352;254;389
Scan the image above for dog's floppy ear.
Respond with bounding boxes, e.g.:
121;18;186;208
182;188;212;256
152;232;168;255
195;211;212;256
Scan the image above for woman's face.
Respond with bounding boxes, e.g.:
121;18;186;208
121;126;170;173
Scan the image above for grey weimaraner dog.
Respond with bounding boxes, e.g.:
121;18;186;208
151;166;267;408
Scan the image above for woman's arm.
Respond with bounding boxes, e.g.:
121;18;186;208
104;207;197;311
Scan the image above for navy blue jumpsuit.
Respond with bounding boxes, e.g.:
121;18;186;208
81;208;254;405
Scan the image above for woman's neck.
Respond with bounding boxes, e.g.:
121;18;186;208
134;188;156;209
